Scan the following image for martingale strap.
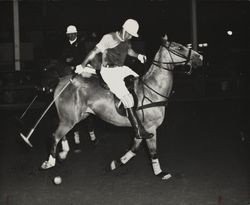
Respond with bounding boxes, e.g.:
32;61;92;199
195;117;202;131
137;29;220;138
138;79;170;121
137;100;168;111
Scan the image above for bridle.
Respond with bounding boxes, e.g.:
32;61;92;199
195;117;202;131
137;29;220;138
152;41;193;75
137;41;193;113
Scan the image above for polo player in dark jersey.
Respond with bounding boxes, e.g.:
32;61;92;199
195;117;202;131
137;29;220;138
75;19;153;139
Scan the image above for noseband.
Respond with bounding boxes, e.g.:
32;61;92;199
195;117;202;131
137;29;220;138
153;41;192;74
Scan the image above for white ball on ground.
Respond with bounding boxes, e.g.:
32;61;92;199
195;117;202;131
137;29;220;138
53;176;62;185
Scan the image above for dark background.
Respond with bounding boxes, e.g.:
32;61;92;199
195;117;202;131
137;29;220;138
0;1;249;204
0;0;249;105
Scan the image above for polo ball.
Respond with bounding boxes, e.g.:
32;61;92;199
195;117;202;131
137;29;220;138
53;176;62;185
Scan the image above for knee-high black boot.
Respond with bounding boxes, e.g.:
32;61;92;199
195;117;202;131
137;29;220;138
126;108;153;139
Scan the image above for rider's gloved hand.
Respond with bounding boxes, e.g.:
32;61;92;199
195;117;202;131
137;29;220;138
75;64;84;74
137;54;147;64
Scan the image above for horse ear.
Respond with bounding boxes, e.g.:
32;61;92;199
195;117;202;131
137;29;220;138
162;34;168;41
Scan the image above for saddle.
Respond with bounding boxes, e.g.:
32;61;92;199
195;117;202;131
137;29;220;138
96;70;138;116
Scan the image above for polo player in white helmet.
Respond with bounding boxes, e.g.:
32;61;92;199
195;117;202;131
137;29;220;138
60;24;88;153
75;19;153;139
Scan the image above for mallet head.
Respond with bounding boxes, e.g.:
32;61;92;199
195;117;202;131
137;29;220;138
20;133;33;147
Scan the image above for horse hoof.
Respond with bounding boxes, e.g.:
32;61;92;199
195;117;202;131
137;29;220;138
58;151;68;160
40;161;55;170
110;160;122;171
156;172;172;180
74;144;81;153
91;139;99;146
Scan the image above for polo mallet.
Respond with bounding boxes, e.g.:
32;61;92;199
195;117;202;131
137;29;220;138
19;94;38;120
20;76;76;147
15;94;39;128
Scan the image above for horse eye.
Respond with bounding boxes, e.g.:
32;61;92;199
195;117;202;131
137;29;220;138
178;46;182;50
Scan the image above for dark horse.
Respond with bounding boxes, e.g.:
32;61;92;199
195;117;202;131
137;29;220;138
41;35;203;180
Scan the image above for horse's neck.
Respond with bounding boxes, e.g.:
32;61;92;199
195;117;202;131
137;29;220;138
142;49;174;99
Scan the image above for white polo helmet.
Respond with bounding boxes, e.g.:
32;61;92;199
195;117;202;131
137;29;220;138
122;19;139;37
66;25;77;34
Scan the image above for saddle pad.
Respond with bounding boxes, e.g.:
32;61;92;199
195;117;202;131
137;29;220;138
83;65;97;74
79;65;97;78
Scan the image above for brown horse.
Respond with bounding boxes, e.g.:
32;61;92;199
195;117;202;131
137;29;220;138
41;35;203;180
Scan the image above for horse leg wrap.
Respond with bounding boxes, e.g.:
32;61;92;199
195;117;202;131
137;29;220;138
152;158;162;175
41;155;56;169
89;131;96;141
73;132;82;153
48;155;56;165
62;140;70;151
59;140;70;159
74;132;80;144
120;150;136;164
110;160;121;170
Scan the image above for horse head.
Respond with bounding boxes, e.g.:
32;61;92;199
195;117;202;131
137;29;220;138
158;34;203;74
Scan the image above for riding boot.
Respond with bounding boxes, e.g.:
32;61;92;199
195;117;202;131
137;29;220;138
126;108;153;139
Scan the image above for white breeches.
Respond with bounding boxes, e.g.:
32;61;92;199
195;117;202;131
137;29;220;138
100;65;139;108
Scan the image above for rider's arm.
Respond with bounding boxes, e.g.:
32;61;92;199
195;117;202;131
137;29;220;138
80;46;101;68
127;47;139;58
128;47;147;64
75;34;112;74
81;33;114;67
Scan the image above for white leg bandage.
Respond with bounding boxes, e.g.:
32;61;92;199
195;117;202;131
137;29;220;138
59;151;68;160
61;140;70;152
41;155;56;169
89;131;96;141
120;150;136;164
74;132;80;144
48;155;56;166
152;158;162;175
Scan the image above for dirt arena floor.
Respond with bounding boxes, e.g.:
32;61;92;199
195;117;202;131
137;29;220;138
0;100;249;205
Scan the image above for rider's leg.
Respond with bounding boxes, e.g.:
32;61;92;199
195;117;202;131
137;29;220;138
100;66;152;139
121;93;153;139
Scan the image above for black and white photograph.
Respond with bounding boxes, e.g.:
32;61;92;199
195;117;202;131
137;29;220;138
0;0;249;204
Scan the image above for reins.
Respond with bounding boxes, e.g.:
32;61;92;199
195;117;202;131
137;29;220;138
137;41;193;120
152;41;192;73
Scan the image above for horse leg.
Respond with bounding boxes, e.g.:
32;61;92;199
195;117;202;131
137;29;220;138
145;128;172;180
110;138;143;170
58;135;70;160
58;115;96;157
41;122;73;169
70;115;98;153
70;123;81;153
87;114;98;145
73;130;81;153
